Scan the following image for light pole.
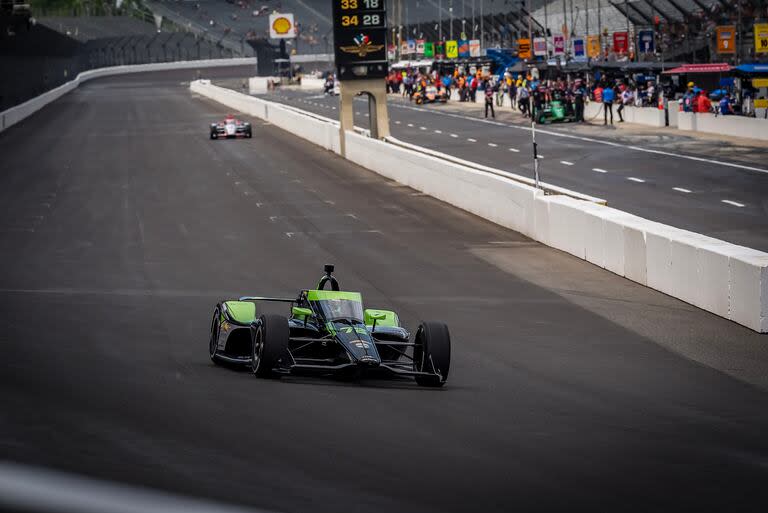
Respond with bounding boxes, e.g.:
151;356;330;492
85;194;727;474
624;0;630;59
480;0;484;49
439;0;442;41
472;0;475;40
598;0;602;59
544;0;549;56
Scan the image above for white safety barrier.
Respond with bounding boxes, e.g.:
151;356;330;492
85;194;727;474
583;102;665;126
299;78;325;90
248;77;270;95
0;58;258;134
190;80;768;333
678;111;768;141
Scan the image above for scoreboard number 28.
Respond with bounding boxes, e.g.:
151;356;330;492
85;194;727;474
341;14;382;27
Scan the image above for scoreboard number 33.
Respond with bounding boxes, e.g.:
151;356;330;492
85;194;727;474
340;0;381;8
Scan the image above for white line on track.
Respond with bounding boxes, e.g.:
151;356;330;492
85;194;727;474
420;126;427;130
450;133;459;138
592;168;608;173
673;187;692;193
722;200;746;207
0;461;272;513
389;103;768;174
488;143;498;147
395;120;401;124
627;177;646;183
407;123;414;127
434;129;443;134
509;148;520;152
467;138;477;142
560;160;575;166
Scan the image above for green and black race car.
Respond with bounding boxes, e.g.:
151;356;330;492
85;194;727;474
208;265;451;387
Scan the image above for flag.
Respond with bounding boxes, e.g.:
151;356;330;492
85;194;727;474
553;35;565;56
613;32;628;53
755;23;768;54
517;39;531;59
637;30;654;53
445;40;458;58
587;35;600;57
469;39;481;57
573;37;586;59
716;26;736;54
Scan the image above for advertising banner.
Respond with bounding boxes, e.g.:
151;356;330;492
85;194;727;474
469;39;481;57
458;40;470;58
445;40;458;58
587;35;600;57
613;31;628;53
716;25;736;54
387;44;396;60
435;41;445;58
517;38;531;59
269;13;296;39
400;41;409;55
638;29;654;53
424;42;435;58
553;34;565;55
573;37;586;60
533;37;547;56
416;39;425;55
406;39;417;54
756;23;768;54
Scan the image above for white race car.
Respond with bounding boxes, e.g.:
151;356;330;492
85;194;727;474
210;115;252;139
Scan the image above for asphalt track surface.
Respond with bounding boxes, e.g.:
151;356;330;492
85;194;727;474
2;66;768;513
260;88;768;252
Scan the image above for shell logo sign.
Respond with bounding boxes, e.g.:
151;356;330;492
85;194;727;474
269;13;296;39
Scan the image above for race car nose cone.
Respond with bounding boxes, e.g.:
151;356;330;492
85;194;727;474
358;356;380;367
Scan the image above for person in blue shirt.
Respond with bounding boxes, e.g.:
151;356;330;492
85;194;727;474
719;94;732;115
442;74;452;95
602;84;615;125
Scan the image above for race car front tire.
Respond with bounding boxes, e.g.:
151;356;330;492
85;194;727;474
245;128;252;138
210;132;218;140
251;314;289;378
413;321;451;387
209;307;222;363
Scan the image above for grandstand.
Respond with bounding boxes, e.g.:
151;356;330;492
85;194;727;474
38;15;158;41
0;2;240;112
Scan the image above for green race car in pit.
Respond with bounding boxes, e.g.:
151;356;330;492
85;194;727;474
208;265;451;387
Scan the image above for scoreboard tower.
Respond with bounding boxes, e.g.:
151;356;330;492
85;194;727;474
332;0;390;154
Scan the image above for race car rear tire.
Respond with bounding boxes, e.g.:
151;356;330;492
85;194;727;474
209;307;222;364
413;321;451;387
246;129;252;139
252;314;289;378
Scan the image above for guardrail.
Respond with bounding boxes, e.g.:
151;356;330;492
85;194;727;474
190;79;767;333
0;58;257;134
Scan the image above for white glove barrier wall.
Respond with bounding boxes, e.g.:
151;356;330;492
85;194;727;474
0;58;258;134
190;80;767;333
